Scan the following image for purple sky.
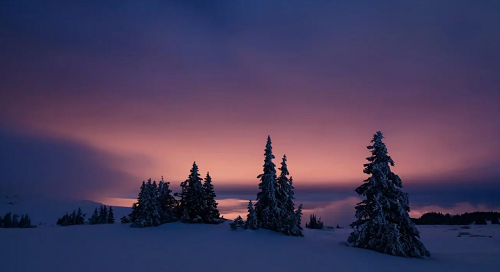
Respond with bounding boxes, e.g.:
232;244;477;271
1;1;499;212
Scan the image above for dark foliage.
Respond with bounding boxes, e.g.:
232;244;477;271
230;216;245;230
475;218;487;225
108;206;115;224
87;205;113;225
57;208;85;226
158;177;179;223
1;212;36;228
412;211;500;225
305;214;324;229
348;131;430;258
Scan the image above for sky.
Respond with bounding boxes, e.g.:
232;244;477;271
1;0;500;216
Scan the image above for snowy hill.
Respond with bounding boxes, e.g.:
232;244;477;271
0;195;130;225
1;196;499;272
1;222;499;272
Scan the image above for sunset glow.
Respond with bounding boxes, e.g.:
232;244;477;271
1;1;499;212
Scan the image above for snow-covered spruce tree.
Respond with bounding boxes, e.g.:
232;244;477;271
176;179;189;219
245;200;258;230
129;181;146;223
181;162;207;223
348;131;430;258
158;177;178;223
287;204;303;236
203;172;220;223
276;155;301;236
275;154;288;231
255;136;280;231
132;179;162;227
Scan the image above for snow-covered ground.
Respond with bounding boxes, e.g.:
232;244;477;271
1;196;499;272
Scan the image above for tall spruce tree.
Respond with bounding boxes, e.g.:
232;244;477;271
158;177;178;223
203;172;220;223
276;155;300;235
348;131;430;258
181;162;206;223
255;136;280;230
245;200;258;230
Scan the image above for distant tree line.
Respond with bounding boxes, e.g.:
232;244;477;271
412;211;500;225
305;214;324;229
122;166;222;228
230;136;303;236
56;205;115;226
57;208;85;226
0;212;35;228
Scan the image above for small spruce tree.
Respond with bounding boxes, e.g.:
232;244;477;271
108;206;115;224
121;216;130;224
89;208;99;225
245;200;258;230
76;208;85;225
230;215;245;230
130;203;139;223
3;212;13;228
288;204;303;236
12;214;19;228
18;215;27;228
99;205;108;224
203;172;220;223
158;177;178;223
348;131;430;258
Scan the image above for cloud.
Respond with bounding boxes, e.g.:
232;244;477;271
0;126;143;199
0;0;499;194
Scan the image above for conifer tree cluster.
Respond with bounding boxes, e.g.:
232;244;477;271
305;214;324;229
177;163;221;224
248;136;303;236
88;205;115;225
131;179;162;227
348;131;430;258
56;208;86;226
0;212;35;228
127;165;221;228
